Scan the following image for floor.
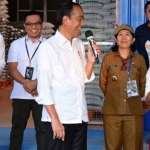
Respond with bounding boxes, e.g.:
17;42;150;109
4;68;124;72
0;86;102;129
0;86;34;128
0;86;149;150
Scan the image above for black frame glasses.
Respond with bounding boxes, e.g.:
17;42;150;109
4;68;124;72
25;21;42;27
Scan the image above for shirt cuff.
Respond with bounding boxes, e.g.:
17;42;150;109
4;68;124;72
85;72;95;83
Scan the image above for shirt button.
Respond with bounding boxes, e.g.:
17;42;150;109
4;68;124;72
124;99;126;102
124;89;126;91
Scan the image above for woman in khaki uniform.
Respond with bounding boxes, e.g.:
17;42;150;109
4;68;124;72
99;24;147;150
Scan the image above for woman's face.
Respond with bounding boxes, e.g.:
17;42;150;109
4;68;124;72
116;30;135;49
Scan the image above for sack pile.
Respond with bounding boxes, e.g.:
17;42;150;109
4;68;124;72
0;0;9;24
41;22;55;39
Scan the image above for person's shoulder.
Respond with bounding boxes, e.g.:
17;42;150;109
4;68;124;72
134;53;145;60
0;34;3;39
104;52;114;58
44;35;55;43
39;37;55;50
76;38;83;42
102;52;115;62
11;36;25;45
135;23;146;31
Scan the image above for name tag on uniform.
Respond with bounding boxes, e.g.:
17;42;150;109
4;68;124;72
126;80;139;98
108;65;117;69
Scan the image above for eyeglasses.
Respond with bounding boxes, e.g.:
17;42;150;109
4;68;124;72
25;21;42;27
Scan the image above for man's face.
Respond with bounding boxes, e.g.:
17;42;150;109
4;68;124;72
66;5;85;38
145;4;150;21
24;15;42;41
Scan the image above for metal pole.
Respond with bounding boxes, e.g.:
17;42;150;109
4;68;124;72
29;0;33;10
17;0;19;21
116;0;120;26
43;0;47;21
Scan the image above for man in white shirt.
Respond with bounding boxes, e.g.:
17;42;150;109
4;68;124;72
36;2;101;150
7;10;45;150
0;34;5;75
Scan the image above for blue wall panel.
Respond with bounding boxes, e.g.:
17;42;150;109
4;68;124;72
119;0;148;31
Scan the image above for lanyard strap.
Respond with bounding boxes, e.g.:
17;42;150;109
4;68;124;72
119;56;132;80
25;39;41;66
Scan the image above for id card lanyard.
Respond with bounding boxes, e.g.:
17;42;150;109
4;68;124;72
25;39;41;66
119;56;132;81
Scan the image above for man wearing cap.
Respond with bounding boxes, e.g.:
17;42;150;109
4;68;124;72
99;24;147;150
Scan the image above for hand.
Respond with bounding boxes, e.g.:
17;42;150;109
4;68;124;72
143;100;150;113
23;79;37;95
30;88;38;96
51;118;65;141
87;42;101;63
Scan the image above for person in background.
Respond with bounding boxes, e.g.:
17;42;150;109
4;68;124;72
135;1;150;69
144;67;150;111
7;10;45;150
35;2;100;150
99;24;147;150
0;33;5;75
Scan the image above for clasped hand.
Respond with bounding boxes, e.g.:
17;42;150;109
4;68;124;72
23;79;38;96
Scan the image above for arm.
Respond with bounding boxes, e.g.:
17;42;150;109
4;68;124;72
139;57;147;97
142;58;150;111
44;105;65;141
145;68;150;102
85;43;101;79
99;56;108;95
8;62;26;84
143;91;150;112
8;62;37;95
36;42;65;140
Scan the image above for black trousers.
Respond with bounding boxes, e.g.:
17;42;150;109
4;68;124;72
44;121;87;150
9;99;45;150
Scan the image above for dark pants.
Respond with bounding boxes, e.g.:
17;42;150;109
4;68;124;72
9;99;45;150
44;121;87;150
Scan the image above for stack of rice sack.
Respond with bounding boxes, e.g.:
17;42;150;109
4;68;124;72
77;0;116;119
79;0;116;42
0;0;9;24
41;22;55;39
0;24;26;87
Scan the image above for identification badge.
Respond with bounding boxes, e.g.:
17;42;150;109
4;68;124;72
25;66;34;80
126;80;139;98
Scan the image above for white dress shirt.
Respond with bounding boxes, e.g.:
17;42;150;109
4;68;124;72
36;30;95;123
7;35;45;99
0;34;5;75
145;68;150;97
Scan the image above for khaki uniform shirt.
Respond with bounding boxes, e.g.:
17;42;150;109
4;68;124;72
99;51;147;115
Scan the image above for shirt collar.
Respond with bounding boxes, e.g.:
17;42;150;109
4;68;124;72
114;51;135;58
25;35;43;42
55;30;78;45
